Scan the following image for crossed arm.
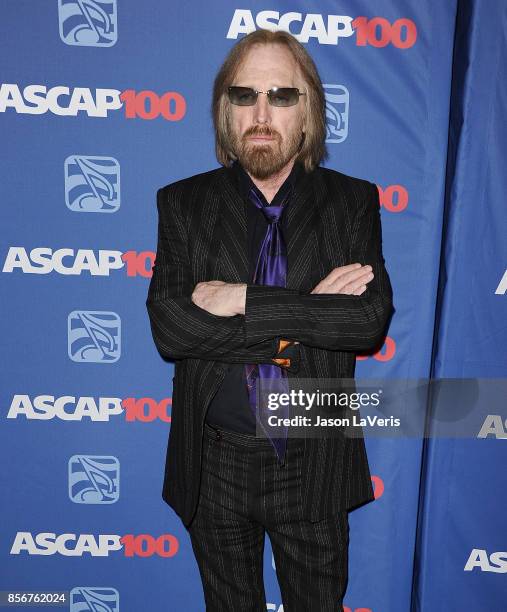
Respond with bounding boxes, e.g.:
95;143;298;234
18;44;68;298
145;181;393;365
146;185;290;365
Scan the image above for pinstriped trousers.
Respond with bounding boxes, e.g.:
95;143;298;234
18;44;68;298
185;422;349;611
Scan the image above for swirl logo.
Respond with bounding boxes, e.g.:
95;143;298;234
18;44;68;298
68;455;120;504
58;0;118;47
70;587;119;611
65;155;120;213
323;84;349;144
68;310;121;363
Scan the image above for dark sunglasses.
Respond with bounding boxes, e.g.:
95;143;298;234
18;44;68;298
227;86;306;107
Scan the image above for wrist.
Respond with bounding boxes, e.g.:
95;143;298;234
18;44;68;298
236;283;247;315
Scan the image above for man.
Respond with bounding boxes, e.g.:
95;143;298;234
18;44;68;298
146;29;393;611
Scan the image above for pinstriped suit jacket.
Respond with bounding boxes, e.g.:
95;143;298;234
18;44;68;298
146;163;393;526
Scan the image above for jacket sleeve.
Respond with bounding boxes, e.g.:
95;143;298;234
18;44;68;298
244;181;394;351
145;185;300;370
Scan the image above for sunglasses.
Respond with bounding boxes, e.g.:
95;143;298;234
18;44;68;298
227;86;306;107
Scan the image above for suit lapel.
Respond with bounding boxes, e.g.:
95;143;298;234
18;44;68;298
285;165;320;290
216;167;249;283
216;164;320;291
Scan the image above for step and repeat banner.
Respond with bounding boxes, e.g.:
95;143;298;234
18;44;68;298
1;1;504;610
414;0;507;610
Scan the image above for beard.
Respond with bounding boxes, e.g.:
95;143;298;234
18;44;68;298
229;122;305;180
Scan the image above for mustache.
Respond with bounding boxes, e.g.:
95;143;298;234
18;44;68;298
243;126;280;139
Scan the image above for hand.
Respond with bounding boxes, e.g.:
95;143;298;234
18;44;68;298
310;263;374;295
191;281;246;316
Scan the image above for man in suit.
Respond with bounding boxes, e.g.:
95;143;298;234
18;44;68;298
146;29;393;611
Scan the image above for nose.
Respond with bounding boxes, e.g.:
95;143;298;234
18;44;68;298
252;92;271;124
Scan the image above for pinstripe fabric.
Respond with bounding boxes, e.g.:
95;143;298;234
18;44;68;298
146;164;394;526
187;423;349;611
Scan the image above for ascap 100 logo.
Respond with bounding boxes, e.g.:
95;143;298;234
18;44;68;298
465;549;507;573
495;269;507;294
2;247;154;276
477;414;507;439
7;394;172;422
356;336;396;362
0;84;185;120
227;9;417;49
10;532;179;557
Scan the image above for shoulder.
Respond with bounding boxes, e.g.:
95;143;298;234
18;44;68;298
157;166;224;203
314;166;376;201
155;167;227;224
311;166;379;218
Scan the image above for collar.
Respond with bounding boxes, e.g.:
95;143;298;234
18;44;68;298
232;159;302;203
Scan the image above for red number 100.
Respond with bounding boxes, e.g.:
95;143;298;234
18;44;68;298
121;89;186;120
353;17;417;49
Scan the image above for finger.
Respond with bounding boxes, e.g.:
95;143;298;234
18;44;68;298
352;284;367;296
314;268;357;292
338;267;373;286
311;265;372;294
324;264;372;287
325;263;365;283
328;270;373;294
337;275;373;294
332;263;363;278
343;271;374;291
331;270;374;293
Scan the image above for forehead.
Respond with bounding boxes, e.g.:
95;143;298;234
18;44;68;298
234;43;301;87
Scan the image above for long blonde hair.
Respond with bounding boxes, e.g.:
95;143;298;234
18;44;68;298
212;29;328;173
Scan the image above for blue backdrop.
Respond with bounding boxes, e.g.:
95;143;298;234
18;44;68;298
1;1;505;610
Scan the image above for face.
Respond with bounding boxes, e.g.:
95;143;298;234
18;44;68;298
227;43;307;180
